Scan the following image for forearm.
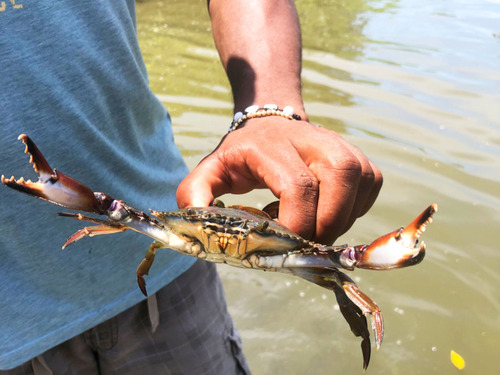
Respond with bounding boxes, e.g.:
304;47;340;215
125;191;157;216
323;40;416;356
208;0;307;119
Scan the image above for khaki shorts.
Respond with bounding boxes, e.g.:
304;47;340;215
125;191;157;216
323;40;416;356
2;260;250;375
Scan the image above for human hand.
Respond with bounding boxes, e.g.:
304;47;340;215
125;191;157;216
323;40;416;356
176;117;382;245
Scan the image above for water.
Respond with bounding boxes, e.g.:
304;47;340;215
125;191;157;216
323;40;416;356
136;0;500;373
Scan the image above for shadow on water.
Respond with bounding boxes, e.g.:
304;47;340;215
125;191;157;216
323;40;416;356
137;0;500;373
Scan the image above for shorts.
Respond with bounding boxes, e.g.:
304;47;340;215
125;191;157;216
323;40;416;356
1;260;250;375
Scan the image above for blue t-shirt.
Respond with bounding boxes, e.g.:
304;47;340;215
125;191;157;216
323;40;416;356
0;1;196;369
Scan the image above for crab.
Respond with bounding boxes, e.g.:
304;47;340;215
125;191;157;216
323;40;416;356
2;134;437;371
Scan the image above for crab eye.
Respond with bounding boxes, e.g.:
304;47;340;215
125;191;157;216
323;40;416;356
201;212;212;220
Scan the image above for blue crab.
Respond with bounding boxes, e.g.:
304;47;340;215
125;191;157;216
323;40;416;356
2;134;437;370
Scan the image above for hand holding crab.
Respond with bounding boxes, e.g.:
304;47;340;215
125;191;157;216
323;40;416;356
178;115;383;246
2;135;437;371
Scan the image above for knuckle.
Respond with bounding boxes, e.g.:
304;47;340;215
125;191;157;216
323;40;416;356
373;172;383;193
361;169;375;186
369;164;383;191
331;153;363;175
289;172;319;197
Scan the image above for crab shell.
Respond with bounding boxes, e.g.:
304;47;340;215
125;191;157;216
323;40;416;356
152;205;323;263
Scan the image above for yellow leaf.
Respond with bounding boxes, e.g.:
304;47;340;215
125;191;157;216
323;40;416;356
450;350;465;370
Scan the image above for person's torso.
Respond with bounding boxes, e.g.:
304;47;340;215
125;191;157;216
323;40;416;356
0;1;194;369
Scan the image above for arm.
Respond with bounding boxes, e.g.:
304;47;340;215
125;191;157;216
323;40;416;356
177;0;382;244
207;0;306;119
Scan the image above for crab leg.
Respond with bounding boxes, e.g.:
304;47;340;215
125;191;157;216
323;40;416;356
243;202;437;274
57;213;130;249
58;209;197;297
252;200;436;272
136;240;166;296
245;246;357;271
290;267;381;371
342;282;383;350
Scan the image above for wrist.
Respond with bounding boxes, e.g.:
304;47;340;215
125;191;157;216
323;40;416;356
228;104;305;133
233;92;307;122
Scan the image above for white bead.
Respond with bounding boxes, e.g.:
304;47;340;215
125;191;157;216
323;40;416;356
282;106;294;116
245;105;259;114
264;104;278;110
233;112;243;121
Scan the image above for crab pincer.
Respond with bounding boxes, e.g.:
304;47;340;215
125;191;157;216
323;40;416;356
1;134;104;213
355;204;437;270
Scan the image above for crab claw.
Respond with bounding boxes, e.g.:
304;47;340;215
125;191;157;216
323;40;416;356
356;204;437;270
1;134;103;213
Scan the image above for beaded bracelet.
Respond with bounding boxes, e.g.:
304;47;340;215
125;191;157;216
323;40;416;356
228;104;302;133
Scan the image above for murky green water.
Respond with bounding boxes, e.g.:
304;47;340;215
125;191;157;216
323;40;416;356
136;0;500;373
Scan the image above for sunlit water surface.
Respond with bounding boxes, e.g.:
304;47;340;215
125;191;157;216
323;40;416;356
136;0;500;373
